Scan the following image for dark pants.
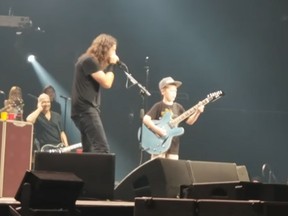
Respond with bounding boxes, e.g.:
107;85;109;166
72;111;110;153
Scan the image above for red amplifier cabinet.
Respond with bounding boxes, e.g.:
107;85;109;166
0;120;33;197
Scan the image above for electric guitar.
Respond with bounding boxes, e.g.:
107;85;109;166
0;98;24;113
40;143;82;153
139;91;224;155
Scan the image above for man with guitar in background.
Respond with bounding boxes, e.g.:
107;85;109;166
3;86;25;121
142;77;205;160
26;93;69;152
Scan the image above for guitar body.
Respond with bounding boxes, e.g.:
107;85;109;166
40;143;82;153
40;143;64;153
139;112;185;155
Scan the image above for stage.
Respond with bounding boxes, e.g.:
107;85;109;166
0;197;134;216
2;196;288;216
1;149;288;215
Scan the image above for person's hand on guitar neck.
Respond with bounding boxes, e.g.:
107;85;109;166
186;103;205;125
196;104;205;113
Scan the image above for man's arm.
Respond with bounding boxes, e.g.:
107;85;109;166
143;115;167;137
26;105;43;124
90;53;119;89
60;131;69;147
91;70;115;89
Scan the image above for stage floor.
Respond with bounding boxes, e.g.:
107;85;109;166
3;197;288;216
0;197;134;205
0;197;135;216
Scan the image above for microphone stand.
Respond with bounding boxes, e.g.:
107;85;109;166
139;58;150;164
143;57;150;111
268;170;272;184
118;61;151;165
60;95;70;132
27;93;38;100
119;63;151;97
262;163;278;183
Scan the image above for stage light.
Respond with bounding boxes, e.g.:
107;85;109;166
27;55;35;63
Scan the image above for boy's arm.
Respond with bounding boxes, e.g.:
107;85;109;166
143;115;167;137
186;104;204;125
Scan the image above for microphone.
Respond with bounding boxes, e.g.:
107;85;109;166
117;60;127;68
60;95;71;100
0;90;5;95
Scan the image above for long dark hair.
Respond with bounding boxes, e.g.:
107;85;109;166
85;33;117;69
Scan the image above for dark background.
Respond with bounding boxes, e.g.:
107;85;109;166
1;0;288;184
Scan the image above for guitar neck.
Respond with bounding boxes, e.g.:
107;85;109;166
170;98;210;127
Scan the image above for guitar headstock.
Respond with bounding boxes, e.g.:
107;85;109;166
207;90;224;102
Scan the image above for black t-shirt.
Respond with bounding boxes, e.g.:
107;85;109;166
34;111;63;146
146;101;185;154
51;100;62;115
146;101;185;120
71;55;101;116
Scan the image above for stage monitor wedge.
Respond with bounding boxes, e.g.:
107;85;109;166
114;158;193;201
114;158;245;201
33;152;115;200
187;160;242;183
15;170;83;210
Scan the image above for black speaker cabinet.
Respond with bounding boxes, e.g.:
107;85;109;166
260;183;288;202
114;158;243;201
15;170;83;210
181;182;288;202
197;199;288;216
33;152;115;200
114;158;192;201
180;181;263;200
134;197;197;216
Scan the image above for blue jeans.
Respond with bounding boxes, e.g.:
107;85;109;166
72;111;110;153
